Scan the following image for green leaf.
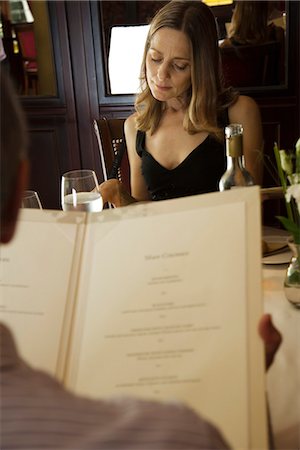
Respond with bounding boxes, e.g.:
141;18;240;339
276;216;300;244
274;143;294;223
274;143;287;190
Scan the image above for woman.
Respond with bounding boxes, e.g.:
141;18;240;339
221;1;285;47
100;0;263;207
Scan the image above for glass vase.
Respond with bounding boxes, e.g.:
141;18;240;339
284;240;300;308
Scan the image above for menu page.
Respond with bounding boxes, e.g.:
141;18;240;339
0;209;86;378
67;189;266;450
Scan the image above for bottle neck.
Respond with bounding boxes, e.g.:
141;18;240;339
226;155;245;170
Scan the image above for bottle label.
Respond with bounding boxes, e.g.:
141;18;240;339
226;135;243;157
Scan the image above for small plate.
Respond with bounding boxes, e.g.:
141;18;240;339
262;233;292;264
263;242;288;257
263;248;292;265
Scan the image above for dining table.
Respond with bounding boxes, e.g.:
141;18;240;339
262;227;300;450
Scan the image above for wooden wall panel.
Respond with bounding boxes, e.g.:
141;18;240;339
21;2;81;210
27;129;61;210
26;118;71;209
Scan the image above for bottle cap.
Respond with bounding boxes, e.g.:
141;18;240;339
225;123;243;138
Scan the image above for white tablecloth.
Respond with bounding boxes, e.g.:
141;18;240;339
263;264;300;450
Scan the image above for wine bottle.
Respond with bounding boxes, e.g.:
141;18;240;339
219;123;254;191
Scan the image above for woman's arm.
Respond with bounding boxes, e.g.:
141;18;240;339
228;95;264;185
125;114;151;201
99;114;150;207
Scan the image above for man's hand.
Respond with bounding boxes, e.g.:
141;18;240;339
258;313;282;370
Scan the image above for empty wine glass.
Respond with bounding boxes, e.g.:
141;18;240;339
61;169;103;212
22;190;43;209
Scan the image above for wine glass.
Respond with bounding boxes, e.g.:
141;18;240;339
61;169;103;212
22;190;43;209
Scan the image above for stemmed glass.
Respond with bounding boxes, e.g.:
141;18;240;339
61;169;103;212
22;190;43;209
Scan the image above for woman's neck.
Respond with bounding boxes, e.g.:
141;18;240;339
164;95;189;112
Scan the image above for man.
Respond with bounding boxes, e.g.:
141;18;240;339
0;72;281;449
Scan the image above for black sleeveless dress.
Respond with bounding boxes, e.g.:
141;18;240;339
136;111;229;201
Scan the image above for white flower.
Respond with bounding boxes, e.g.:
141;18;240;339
286;184;300;214
296;137;300;154
296;138;300;172
288;173;300;184
279;149;293;175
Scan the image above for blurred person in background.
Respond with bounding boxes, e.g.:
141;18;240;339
220;1;285;47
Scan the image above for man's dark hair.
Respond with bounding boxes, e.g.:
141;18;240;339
0;72;28;218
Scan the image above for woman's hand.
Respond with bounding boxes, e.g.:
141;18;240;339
258;313;282;370
99;179;137;208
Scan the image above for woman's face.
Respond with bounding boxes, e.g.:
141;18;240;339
146;27;192;103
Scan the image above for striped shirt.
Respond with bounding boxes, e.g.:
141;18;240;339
0;324;230;449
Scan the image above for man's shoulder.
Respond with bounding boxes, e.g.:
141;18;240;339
0;323;20;369
0;323;230;449
108;397;231;449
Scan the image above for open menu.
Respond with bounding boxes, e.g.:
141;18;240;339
0;187;267;449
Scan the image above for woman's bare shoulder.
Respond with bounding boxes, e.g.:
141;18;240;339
229;95;260;121
124;113;138;158
125;113;137;134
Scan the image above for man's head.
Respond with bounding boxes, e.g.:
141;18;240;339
0;72;29;243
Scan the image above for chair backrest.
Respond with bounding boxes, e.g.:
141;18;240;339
220;40;281;87
93;117;131;193
14;23;37;61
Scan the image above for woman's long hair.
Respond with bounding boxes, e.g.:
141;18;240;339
229;1;270;45
135;0;237;139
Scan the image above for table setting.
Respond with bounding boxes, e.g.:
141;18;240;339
262;226;300;450
61;169;103;212
21;190;43;209
21;148;300;449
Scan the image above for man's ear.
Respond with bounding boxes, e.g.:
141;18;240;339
1;159;29;244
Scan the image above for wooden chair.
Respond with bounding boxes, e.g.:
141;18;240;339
14;23;38;95
93;117;131;193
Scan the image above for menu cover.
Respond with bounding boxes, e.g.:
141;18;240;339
0;187;267;449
